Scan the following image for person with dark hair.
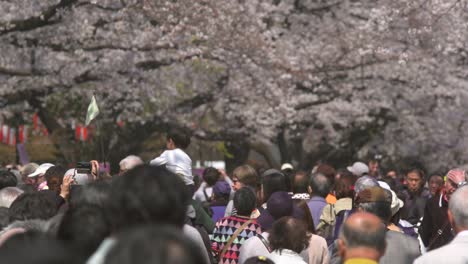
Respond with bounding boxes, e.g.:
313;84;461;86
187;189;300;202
415;186;468;264
268;217;310;264
427;174;444;197
0;170;18;189
307;173;331;229
194;167;222;203
292;171;310;200
0;232;82;264
150;128;194;191
244;256;275;264
419;168;468;251
337;212;387;264
261;169;289;204
87;165;210;264
8;192;58;223
105;225;206;264
43;165;67;194
400;168;431;225
316;172;356;244
211;187;263;264
57;204;111;258
69;180;111;209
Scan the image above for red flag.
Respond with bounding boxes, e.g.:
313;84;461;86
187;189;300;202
19;126;24;143
33;113;39;130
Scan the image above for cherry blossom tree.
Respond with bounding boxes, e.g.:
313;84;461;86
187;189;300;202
1;0;467;172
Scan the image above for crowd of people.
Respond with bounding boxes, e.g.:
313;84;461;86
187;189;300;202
0;128;467;264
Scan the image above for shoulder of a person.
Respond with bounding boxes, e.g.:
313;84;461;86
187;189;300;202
309;233;328;248
386;230;419;247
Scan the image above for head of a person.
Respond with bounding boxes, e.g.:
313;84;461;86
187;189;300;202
354;187;392;224
8;192;58;223
269;217;310;254
337;212;387;261
19;163;39;183
69;180;111;209
203;167;221;187
315;163;336;187
405;168;425;193
292;171;309;194
27;163;54;187
448;186;468;233
166;128;191;150
0;170;18;189
119;155;143;175
368;160;379;175
261;169;288;203
244;256;275;264
0;232;81;264
428;174;444;196
0;187;23;208
232;165;258;191
212;180;231;201
386;170;397;179
354;176;379;196
233;187;257;217
57;204;111;258
104;225;206;264
308;173;331;199
43;166;66;194
444;169;467;200
108;165;190;232
266;191;293;220
335;172;356;200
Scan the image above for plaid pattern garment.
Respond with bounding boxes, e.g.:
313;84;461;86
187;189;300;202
211;216;263;264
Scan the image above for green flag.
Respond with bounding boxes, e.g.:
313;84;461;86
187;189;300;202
85;95;100;126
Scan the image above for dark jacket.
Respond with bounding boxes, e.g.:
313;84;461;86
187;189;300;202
400;188;431;225
419;193;454;250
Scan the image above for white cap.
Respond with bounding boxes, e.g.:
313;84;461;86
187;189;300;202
347;162;369;177
28;163;54;178
281;163;294;170
65;168;92;185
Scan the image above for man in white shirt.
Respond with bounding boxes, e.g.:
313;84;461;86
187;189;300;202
414;185;468;264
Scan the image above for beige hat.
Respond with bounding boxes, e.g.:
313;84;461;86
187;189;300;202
378;181;404;216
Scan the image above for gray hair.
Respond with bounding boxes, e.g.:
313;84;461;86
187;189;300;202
119;155;144;171
0;187;24;208
355;176;379;195
449;186;468;228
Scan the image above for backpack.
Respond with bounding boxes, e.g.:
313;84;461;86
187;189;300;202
316;204;352;246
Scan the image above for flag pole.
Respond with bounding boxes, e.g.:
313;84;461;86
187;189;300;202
94;92;107;170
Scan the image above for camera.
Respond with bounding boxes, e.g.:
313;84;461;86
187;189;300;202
76;161;92;174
